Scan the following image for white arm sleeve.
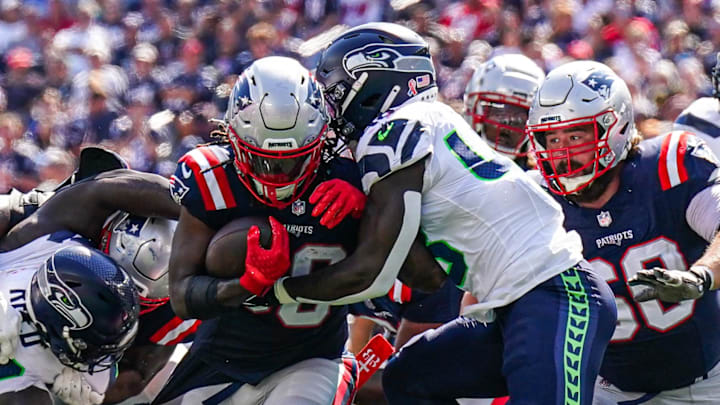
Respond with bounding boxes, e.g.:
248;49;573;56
686;184;720;242
276;191;422;305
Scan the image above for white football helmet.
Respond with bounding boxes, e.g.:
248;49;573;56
464;54;545;159
224;56;329;208
100;212;177;313
527;61;636;195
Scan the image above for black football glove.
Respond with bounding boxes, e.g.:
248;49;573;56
628;267;713;303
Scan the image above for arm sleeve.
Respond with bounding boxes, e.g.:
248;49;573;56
686;184;720;242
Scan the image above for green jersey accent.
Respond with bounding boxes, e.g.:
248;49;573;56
423;233;468;288
560;267;590;405
0;359;25;381
377;122;395;141
444;130;508;181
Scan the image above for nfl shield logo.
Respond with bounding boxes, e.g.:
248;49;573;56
292;200;306;216
596;211;612;227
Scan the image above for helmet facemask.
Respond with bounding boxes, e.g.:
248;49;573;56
530;110;621;195
229;125;327;208
467;92;531;158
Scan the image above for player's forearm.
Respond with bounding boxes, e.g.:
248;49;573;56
95;170;180;220
172;274;253;320
692;230;720;290
277;191;423;305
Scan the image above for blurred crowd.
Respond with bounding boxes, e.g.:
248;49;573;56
0;0;717;191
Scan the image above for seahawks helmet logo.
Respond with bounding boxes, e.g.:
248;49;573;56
343;43;434;80
37;255;93;331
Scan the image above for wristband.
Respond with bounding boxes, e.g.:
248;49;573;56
690;265;715;291
184;276;219;319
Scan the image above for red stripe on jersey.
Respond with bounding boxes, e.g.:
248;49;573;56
676;132;689;184
165;320;201;346
400;283;412;303
199;147;237;209
149;316;184;345
658;134;672;191
180;154;216;211
491;398;510;405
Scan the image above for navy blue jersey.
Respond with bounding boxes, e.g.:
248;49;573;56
553;132;720;392
169;143;361;379
134;303;200;347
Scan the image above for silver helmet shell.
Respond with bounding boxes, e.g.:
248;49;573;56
101;212;176;308
464;54;545;159
225;56;329;208
527;60;636;195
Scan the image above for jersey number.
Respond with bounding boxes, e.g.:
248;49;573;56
248;244;346;328
589;237;694;342
444;130;508;180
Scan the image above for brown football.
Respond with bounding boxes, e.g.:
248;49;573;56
204;216;272;278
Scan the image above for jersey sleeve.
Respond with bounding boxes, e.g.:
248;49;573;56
135;303;200;346
657;131;720;196
355;117;433;193
169;145;237;227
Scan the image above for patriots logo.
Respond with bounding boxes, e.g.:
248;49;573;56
169;175;190;204
343;43;434;80
231;74;253;112
306;78;323;110
115;215;146;237
581;72;615;100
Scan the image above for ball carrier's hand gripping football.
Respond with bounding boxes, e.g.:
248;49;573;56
310;179;366;229
240;216;291;296
356;334;395;389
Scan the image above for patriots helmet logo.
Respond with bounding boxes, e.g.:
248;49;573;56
343;43;434;80
581;72;615;100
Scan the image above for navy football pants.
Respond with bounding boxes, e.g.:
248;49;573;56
383;267;617;405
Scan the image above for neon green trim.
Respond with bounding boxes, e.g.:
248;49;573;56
0;359;25;381
560;268;589;405
377;122;394;141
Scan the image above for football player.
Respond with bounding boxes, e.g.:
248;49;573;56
0;164;187;404
153;56;375;405
255;23;617;404
674;52;720;158
527;60;720;403
464;53;545;169
0;244;139;405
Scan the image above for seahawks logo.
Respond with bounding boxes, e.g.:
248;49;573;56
343;43;434;80
37;253;93;330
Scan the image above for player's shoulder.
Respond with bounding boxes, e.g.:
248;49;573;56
674;97;720;138
635;131;720;192
170;143;241;212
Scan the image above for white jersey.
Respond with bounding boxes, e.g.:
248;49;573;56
356;100;584;321
674;97;720;159
0;234;110;396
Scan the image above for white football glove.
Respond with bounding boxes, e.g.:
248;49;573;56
0;293;22;364
628;267;713;303
51;368;105;405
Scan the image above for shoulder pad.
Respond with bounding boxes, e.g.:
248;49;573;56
172;144;237;211
657;131;720;191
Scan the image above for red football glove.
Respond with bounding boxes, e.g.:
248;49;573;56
310;179;366;229
240;216;290;296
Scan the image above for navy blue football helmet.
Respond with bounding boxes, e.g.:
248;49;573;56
27;246;140;373
315;22;437;140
